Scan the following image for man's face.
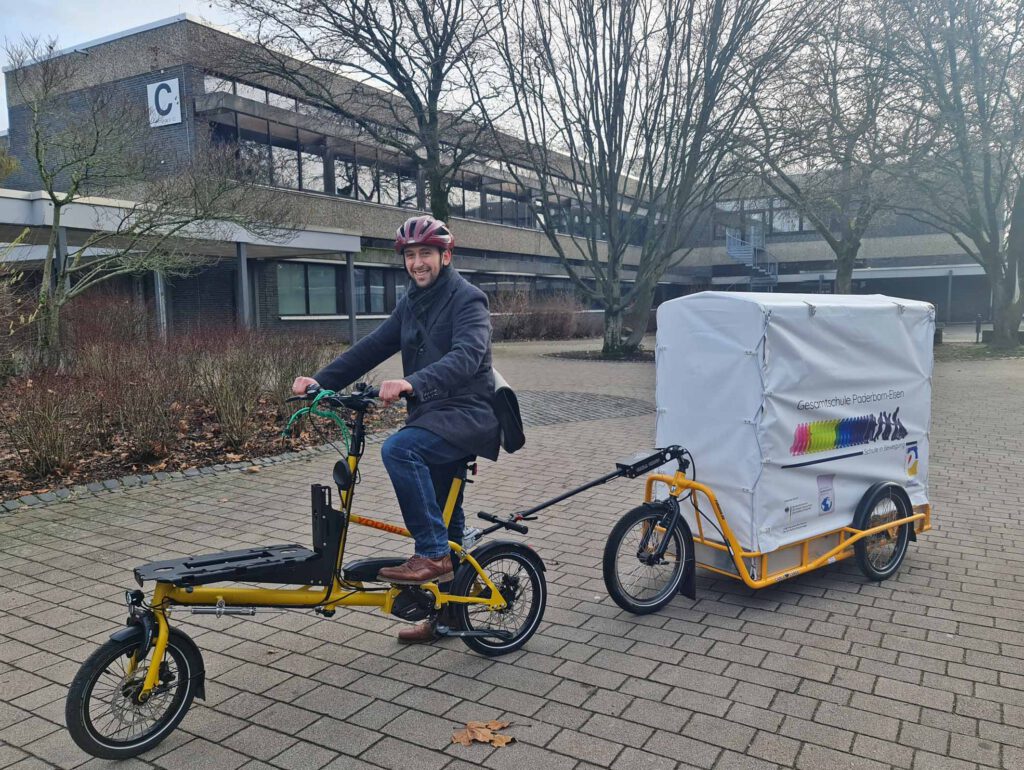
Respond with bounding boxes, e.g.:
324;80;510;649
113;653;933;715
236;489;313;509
403;245;450;288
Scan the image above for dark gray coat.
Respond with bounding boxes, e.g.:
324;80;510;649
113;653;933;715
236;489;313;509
313;269;501;461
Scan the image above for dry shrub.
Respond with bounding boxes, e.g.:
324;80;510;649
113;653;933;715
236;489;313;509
574;310;604;338
492;291;592;340
61;287;151;352
4;372;96;478
195;330;267;449
79;343;192;460
490;290;531;340
0;273;39;382
524;294;579;339
261;331;340;419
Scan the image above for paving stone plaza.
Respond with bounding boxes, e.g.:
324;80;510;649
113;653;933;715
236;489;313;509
1;340;1022;769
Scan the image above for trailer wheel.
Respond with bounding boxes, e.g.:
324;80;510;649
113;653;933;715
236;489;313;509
604;504;689;614
853;483;912;581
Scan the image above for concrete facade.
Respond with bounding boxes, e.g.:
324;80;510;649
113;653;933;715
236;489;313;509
0;14;996;335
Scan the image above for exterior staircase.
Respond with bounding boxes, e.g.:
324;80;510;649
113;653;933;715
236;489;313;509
726;225;779;291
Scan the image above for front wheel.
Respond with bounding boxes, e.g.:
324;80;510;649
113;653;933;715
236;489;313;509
604;504;688;614
853;483;912;581
66;627;201;759
450;543;546;656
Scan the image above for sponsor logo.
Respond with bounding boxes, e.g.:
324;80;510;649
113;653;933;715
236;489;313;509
790;408;908;457
905;442;919;478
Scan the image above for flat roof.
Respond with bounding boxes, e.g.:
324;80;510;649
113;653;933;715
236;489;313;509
0;187;362;257
2;14;237;73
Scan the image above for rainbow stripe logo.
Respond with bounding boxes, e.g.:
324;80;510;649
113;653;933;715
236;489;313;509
790;409;908;456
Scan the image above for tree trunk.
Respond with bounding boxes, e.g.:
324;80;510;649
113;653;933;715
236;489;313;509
622;278;657;353
425;160;450;222
602;308;625;357
989;270;1020;349
834;244;858;294
37;298;62;369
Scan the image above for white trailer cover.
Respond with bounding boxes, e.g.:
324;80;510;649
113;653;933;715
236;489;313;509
655;292;933;554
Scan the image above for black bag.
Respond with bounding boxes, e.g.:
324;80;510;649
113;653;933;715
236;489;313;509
492;368;526;454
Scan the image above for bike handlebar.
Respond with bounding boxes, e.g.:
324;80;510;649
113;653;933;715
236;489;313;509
478;512;529;535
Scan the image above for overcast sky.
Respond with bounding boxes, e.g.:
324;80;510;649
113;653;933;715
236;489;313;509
0;0;240;133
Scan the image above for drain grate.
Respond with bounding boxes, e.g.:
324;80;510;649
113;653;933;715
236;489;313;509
517;391;655;427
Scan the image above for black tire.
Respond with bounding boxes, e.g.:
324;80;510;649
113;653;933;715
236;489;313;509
853;483;912;581
66;628;200;759
603;504;687;614
451;544;546;656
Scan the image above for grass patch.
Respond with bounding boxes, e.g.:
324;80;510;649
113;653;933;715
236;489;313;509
935;342;1024;362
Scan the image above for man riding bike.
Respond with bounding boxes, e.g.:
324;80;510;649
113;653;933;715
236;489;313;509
292;215;500;643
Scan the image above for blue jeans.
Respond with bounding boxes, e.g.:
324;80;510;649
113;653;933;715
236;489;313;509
381;427;468;559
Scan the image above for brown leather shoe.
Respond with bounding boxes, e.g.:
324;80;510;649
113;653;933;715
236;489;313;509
378;555;454;585
397;620;438;644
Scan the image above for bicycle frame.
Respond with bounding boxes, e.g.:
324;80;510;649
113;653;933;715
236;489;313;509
133;396;507;698
644;470;931;590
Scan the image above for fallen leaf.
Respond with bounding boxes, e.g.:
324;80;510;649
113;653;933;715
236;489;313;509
245;466;261;473
452;720;514;749
225;453;243;462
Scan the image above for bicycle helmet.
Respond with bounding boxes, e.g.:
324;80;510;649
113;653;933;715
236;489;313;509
395;215;455;254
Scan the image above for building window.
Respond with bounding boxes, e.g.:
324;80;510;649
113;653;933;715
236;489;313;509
772;205;801;233
278;262;307;315
204;75;233;94
235;81;268;103
368;270;386;313
300;150;324;192
307;264;337;313
278;262;340;315
267;91;297;111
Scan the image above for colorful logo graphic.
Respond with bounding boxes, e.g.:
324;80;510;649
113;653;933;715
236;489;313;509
905;442;919;477
790;408;908;457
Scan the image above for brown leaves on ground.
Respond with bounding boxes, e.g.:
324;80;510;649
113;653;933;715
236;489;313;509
451;720;514;748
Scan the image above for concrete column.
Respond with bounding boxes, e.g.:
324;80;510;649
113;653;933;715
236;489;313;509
946;270;954;322
236;242;252;329
153;270;168;341
347;252;358;344
324;148;337;195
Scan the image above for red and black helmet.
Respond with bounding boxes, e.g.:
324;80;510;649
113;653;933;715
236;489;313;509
395;215;455;254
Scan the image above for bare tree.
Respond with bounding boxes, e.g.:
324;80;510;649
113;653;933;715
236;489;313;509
220;0;501;221
493;0;812;356
0;147;17;181
886;0;1024;347
5;38;300;366
745;0;926;294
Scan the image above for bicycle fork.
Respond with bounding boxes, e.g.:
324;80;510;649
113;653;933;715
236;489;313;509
639;497;697;600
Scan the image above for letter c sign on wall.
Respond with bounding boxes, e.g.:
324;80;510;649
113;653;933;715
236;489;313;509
147;78;181;127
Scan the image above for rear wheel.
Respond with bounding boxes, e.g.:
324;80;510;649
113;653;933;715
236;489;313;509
66;629;200;759
853;484;912;581
604;504;687;614
450;544;546;656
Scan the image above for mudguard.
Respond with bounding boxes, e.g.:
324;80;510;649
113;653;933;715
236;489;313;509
675;513;698;600
108;620;206;700
459;539;546;576
856;482;917;542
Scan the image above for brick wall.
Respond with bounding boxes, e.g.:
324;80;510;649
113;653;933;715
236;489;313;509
4;65;200;193
165;259;237;334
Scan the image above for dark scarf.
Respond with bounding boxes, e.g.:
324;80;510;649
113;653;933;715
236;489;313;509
406;263;454;325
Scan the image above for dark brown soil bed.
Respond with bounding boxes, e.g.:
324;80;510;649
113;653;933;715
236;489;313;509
545;349;655;363
0;393;406;502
